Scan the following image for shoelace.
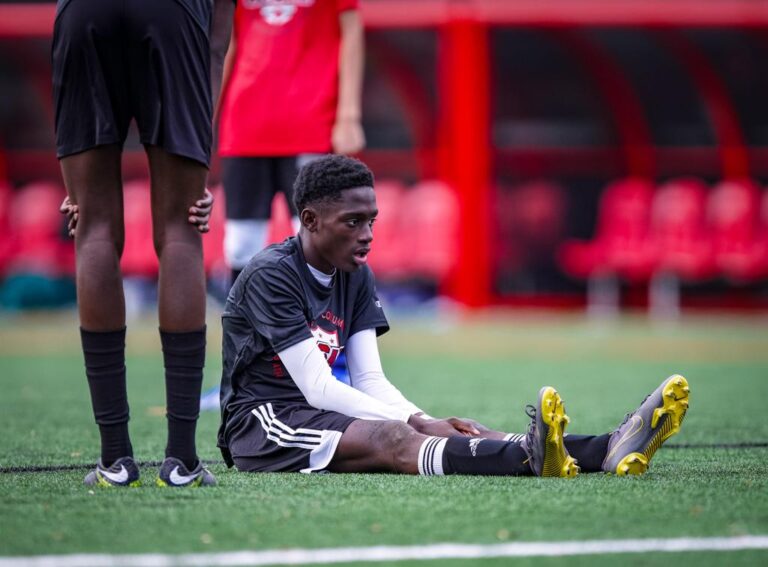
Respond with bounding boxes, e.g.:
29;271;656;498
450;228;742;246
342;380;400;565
615;393;651;430
524;404;537;457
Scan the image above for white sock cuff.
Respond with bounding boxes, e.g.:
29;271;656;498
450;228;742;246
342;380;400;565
417;436;447;476
224;219;269;269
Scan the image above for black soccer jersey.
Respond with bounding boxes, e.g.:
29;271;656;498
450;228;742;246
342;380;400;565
217;236;389;452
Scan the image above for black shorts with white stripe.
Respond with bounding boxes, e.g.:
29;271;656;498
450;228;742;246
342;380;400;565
227;402;356;473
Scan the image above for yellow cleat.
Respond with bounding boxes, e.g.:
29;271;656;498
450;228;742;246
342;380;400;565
603;375;690;475
523;386;580;478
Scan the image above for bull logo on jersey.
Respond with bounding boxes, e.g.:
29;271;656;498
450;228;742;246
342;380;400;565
310;324;342;366
242;0;315;26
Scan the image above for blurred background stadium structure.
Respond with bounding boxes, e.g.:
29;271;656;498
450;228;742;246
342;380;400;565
2;0;768;315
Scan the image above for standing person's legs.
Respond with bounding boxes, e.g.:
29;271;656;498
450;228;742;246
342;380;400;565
146;146;208;471
60;146;134;468
222;157;278;285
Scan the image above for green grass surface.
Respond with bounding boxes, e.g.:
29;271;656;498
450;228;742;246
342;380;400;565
1;309;767;565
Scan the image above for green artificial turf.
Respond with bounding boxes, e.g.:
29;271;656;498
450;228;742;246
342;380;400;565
1;309;767;565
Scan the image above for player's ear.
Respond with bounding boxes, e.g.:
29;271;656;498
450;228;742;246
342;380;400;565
301;208;318;232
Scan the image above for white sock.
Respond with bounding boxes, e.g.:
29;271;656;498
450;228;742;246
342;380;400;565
417;436;447;476
224;219;269;269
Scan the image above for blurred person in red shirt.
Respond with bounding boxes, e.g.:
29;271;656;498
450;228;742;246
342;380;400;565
218;0;365;286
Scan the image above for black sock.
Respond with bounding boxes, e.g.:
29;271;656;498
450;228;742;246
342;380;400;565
418;436;531;476
80;327;132;466
563;434;611;472
161;327;206;470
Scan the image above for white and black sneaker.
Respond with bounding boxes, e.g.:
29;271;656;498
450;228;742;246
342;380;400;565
84;456;141;487
157;457;216;487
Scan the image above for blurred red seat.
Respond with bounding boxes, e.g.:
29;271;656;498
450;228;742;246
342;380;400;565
7;181;72;276
649;177;714;281
367;179;407;280
707;179;763;282
401;180;459;283
120;180;157;278
559;178;655;283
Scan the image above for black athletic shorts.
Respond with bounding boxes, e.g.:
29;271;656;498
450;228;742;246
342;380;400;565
222;155;324;220
52;0;213;166
227;401;356;473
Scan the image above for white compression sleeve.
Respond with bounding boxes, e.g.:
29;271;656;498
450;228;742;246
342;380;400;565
346;329;424;416
278;337;411;422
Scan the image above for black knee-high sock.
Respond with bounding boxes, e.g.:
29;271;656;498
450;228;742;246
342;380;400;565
563;434;611;472
80;327;132;466
418;436;532;476
160;327;206;470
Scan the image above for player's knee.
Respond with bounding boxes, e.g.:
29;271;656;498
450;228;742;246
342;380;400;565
152;223;201;258
76;218;124;256
371;421;420;472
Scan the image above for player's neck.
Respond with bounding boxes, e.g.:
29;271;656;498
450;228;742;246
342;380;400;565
306;262;335;287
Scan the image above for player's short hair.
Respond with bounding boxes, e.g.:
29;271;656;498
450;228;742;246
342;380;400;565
293;154;374;212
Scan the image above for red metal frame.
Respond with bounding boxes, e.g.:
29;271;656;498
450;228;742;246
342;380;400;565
551;30;654;178
655;30;749;178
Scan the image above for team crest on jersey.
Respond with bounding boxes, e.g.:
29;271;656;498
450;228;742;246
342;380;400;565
242;0;315;26
310;324;342;366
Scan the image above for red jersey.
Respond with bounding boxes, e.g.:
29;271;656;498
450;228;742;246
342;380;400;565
218;0;357;156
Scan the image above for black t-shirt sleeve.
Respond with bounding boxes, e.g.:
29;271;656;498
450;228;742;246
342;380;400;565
349;267;390;337
241;266;312;353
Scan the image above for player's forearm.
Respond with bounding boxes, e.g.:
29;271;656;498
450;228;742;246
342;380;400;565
209;0;235;118
278;338;411;422
346;329;424;415
336;10;364;123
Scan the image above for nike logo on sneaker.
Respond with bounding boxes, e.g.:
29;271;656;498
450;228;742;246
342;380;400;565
100;464;129;484
606;416;644;460
169;466;198;485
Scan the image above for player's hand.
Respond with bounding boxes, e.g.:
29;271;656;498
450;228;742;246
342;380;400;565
408;415;480;438
445;417;483;437
189;188;214;233
60;196;78;238
331;117;365;155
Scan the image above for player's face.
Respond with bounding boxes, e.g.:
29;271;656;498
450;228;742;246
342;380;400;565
308;186;378;273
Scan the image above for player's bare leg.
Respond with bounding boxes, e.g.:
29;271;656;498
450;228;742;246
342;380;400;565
146;146;214;485
329;420;424;474
60;145;125;330
146;146;207;332
60;145;137;482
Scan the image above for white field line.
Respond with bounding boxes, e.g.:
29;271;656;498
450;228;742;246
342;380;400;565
1;536;767;567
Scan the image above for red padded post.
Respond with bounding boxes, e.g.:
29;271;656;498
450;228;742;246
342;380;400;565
438;17;492;307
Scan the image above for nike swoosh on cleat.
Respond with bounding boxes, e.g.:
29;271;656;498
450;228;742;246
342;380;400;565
100;464;129;484
169;466;198;485
606;416;644;461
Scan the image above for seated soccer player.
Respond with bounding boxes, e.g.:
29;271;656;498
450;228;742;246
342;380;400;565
217;155;690;477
